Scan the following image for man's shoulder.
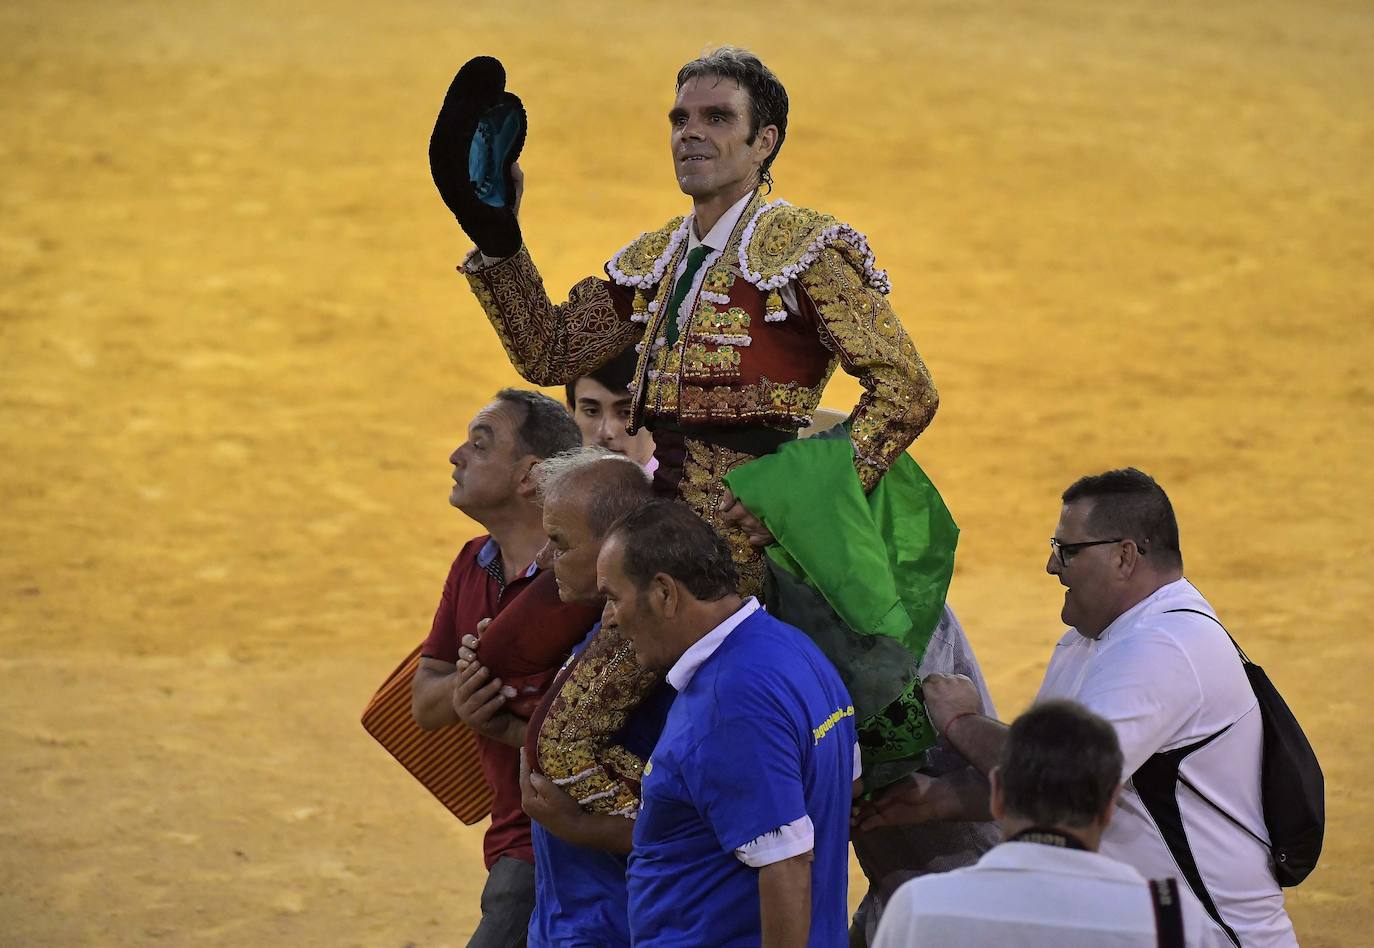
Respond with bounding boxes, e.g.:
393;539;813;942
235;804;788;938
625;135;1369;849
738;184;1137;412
449;534;494;571
711;611;845;693
738;199;892;295
605;216;690;288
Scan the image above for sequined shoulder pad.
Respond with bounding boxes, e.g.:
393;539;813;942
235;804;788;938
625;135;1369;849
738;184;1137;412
605;216;690;289
738;200;892;295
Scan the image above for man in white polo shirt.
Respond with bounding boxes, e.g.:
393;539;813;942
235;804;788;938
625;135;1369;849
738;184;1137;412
872;699;1226;947
855;468;1297;947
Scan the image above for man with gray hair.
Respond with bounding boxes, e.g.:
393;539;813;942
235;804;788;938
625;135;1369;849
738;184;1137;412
455;447;674;948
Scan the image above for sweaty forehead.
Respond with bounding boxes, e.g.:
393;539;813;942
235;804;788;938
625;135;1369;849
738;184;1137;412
544;490;594;539
674;75;747;110
573;376;632;406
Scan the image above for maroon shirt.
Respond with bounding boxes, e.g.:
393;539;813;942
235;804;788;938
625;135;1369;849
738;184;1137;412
420;535;539;868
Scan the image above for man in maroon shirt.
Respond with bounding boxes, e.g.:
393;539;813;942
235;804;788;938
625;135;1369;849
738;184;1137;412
411;388;581;948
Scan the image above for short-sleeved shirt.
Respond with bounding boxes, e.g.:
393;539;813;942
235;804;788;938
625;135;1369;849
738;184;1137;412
420;535;539;868
1036;578;1296;947
872;841;1229;947
627;603;857;947
528;624;676;948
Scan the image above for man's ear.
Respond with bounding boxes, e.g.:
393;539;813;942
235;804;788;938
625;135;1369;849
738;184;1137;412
1116;539;1144;580
513;455;540;499
651;572;677;618
989;766;1007;822
1098;782;1122;831
753;124;779;164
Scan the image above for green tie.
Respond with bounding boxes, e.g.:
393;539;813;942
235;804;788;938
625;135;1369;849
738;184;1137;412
663;244;712;347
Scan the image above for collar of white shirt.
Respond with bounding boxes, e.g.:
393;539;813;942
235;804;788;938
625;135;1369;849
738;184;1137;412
665;597;762;691
1092;576;1209;643
979;840;1147;882
688;191;756;252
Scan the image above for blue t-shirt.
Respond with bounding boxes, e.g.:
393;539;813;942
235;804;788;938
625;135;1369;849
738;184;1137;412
528;624;676;948
627;609;857;947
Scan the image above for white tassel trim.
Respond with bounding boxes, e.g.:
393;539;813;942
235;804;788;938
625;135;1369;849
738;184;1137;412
699;334;752;347
699;290;731;305
578;788;616;805
607;218;691;289
738;199;892;295
552;767;599;787
764;310;788;322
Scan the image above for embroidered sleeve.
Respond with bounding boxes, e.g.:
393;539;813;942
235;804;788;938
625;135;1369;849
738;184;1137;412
796;243;939;490
463;246;643;386
534;623;661;817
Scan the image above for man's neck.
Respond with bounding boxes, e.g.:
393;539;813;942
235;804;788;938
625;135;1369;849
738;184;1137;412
479;504;547;580
1001;816;1102;852
1095;570;1187;638
675;593;746;652
692;182;757;240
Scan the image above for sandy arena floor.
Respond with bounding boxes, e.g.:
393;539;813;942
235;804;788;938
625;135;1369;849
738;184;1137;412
2;1;1371;944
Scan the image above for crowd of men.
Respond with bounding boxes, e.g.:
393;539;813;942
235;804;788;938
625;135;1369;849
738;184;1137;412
397;43;1300;948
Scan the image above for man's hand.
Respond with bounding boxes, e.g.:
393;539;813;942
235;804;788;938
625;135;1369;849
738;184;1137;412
921;673;982;732
520;749;585;837
851;772;954;832
451;653;524;747
718;489;775;548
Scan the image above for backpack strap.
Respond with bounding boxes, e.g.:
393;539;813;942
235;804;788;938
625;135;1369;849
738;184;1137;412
1163;608;1272;853
1149;878;1185;948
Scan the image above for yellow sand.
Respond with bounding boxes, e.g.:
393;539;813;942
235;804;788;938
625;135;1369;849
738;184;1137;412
2;1;1370;944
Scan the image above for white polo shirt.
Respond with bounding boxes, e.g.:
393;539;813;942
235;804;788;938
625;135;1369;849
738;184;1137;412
1036;578;1296;947
871;840;1229;947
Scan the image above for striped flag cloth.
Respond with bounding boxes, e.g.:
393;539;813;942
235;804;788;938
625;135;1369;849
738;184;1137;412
361;645;492;824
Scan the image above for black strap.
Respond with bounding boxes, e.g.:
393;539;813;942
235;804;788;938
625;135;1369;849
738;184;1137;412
1149;878;1185;948
1006;826;1089;850
1162;608;1272;852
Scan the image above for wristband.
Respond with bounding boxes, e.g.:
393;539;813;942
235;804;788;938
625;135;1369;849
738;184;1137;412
942;710;981;735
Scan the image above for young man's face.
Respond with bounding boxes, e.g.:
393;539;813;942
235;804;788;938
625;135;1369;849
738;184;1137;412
668;75;775;205
448;400;531;517
569;377;655;467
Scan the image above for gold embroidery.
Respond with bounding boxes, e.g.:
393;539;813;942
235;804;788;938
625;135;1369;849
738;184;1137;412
742;204;837;286
609;217;687;282
695;304;752;336
676;438;766;598
681;343;742;381
797;243;938;489
536;623;660;816
465;247;642;386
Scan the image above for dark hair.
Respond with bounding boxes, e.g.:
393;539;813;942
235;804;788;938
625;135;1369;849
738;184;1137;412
534;447;655;539
676;46;788;191
999;700;1124;828
1062;467;1182;570
564;344;640;408
605;499;737;601
494;388;582;460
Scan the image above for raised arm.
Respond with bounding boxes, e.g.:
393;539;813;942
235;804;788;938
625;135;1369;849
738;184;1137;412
464;247;645;386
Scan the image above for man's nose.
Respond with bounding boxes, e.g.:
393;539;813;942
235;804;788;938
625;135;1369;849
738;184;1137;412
534;540;554;570
1046;552;1062;576
449;445;463;466
596;416;619;443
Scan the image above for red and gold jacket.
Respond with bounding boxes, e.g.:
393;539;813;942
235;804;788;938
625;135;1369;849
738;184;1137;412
465;190;938;491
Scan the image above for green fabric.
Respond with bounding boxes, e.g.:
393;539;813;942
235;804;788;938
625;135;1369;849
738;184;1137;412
724;427;959;782
723;427;958;659
663;244;711;347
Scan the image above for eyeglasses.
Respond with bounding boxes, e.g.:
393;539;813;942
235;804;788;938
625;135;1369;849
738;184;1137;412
1049;537;1125;568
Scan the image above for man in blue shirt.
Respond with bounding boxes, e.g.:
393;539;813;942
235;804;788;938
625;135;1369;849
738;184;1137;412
598;500;859;947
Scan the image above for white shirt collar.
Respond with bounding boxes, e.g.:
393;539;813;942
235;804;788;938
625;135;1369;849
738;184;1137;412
980;841;1146;882
688;191;756;251
1095;576;1201;641
666;597;762;691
